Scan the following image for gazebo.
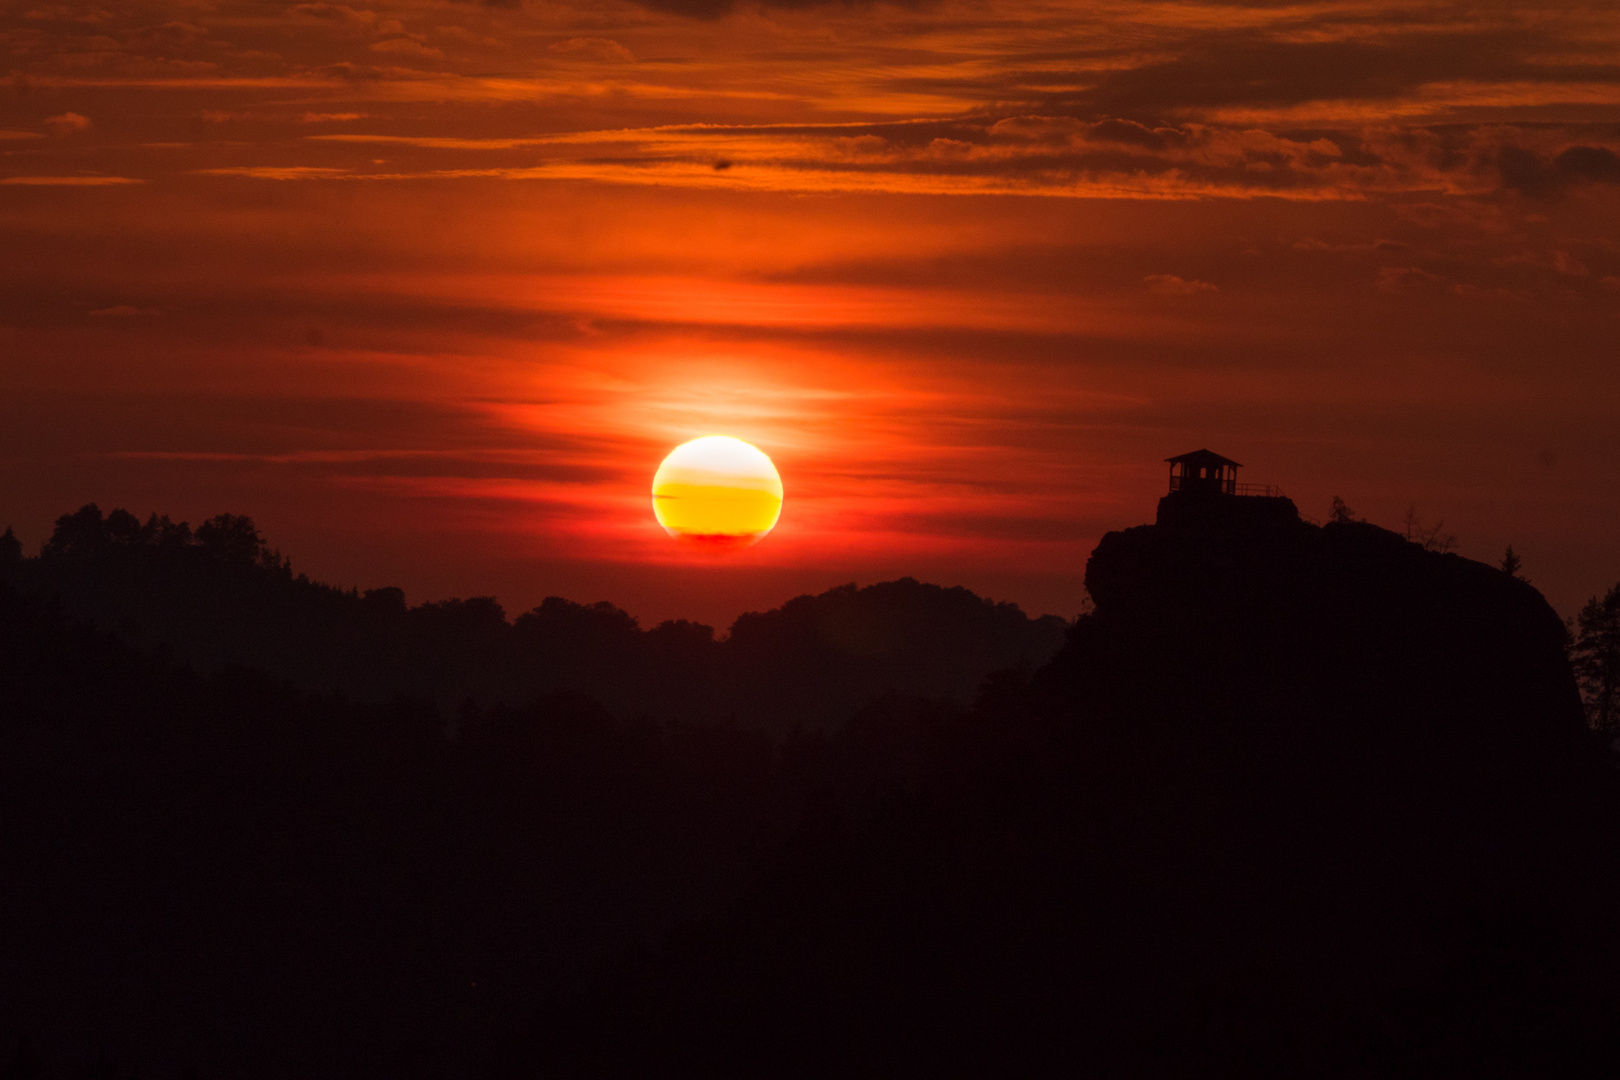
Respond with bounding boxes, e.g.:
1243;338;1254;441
1166;449;1242;496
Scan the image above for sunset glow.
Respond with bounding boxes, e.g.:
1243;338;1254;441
1;0;1618;628
653;436;783;549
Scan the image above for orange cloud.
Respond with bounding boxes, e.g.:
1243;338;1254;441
548;37;635;62
369;37;442;59
1144;275;1218;296
43;111;92;134
0;174;141;185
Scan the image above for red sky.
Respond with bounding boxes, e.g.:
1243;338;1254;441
4;0;1620;629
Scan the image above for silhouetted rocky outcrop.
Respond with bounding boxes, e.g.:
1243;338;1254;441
1063;496;1587;787
1019;500;1615;1075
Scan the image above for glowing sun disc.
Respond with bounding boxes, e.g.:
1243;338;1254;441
652;436;783;548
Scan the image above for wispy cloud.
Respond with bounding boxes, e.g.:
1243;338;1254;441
0;175;143;185
42;111;92;134
1144;275;1218;296
191;166;350;179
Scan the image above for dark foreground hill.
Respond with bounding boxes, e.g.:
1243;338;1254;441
0;504;1067;729
2;496;1618;1078
534;496;1620;1078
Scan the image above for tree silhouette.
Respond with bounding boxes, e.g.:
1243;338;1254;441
1403;503;1458;552
363;585;407;615
102;508;143;547
0;527;19;566
1571;583;1620;734
195;512;266;566
143;513;192;549
1500;544;1523;578
41;503;110;557
1328;495;1359;523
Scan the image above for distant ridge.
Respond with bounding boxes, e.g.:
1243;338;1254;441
0;503;1068;729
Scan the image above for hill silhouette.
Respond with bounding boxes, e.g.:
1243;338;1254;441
0;503;1067;729
2;497;1618;1077
523;496;1620;1077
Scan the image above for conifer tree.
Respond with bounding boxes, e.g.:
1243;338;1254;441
1499;545;1523;578
1571;583;1620;734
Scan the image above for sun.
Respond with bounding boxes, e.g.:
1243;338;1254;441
652;436;783;549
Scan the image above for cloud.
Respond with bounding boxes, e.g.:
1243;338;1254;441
1144;275;1217;296
138;21;209;45
434;25;503;48
23;5;115;22
289;3;378;27
1498;146;1560;197
4;5;1618;211
548;37;634;63
1499;143;1620;198
626;0;735;18
626;0;841;18
1375;266;1448;293
1082;29;1556;116
192;166;349;179
1292;237;1411;255
1086;119;1190;151
277;115;1407;199
1493;250;1588;277
981;116;1194;153
1555;145;1620;184
43;112;91;134
314;61;440;82
370;38;443;59
87;304;151;317
0;131;45;141
306;133;546;149
0;175;141;185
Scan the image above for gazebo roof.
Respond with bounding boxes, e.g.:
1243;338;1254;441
1166;449;1242;469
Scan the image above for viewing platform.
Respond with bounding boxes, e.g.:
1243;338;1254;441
1156;449;1297;528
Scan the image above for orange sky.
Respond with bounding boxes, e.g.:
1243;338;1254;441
4;0;1620;628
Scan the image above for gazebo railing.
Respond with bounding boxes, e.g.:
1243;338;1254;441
1170;474;1235;494
1169;475;1280;498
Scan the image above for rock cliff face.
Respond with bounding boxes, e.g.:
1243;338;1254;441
1064;499;1585;774
1003;500;1617;1076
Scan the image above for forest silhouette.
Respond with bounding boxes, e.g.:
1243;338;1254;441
2;504;1065;730
2;496;1619;1078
